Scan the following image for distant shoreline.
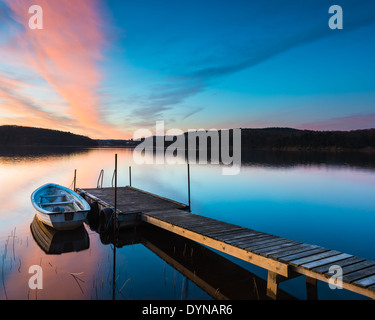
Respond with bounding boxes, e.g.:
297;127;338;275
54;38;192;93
1;125;374;152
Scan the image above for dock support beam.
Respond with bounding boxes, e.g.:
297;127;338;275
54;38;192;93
306;276;318;300
266;270;301;299
267;271;282;300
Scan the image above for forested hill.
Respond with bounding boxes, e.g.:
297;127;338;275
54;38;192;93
240;128;375;150
0;125;98;147
135;127;375;152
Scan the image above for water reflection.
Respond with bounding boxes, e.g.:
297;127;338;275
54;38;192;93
138;225;296;300
30;216;89;255
0;146;90;161
89;211;295;300
1;147;375;300
241;149;375;169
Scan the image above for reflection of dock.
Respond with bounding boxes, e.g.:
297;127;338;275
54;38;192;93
139;225;295;300
78;186;375;300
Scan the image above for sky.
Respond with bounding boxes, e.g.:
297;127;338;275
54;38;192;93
0;0;375;139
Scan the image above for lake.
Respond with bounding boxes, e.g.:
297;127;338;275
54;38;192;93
1;147;375;300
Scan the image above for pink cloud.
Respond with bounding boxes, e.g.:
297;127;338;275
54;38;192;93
1;0;125;138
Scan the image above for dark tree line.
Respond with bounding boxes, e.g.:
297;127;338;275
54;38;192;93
1;125;374;150
240;128;375;150
0;125;98;147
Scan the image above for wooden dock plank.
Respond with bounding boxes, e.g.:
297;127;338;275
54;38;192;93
218;230;261;242
263;244;318;258
279;248;330;262
234;237;277;249
353;275;375;288
81;186;188;214
301;253;353;270
205;228;249;238
340;260;375;277
314;256;365;274
207;230;256;243
343;265;375;283
289;251;341;266
255;242;302;255
245;239;296;252
183;223;230;233
226;234;272;245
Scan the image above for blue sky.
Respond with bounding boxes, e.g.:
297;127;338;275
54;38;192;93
1;0;375;138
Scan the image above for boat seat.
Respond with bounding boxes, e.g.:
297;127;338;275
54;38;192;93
41;201;74;206
41;194;66;199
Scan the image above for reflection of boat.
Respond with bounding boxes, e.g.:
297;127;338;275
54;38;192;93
30;215;89;254
31;183;90;230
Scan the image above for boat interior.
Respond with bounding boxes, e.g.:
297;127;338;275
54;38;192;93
37;187;82;213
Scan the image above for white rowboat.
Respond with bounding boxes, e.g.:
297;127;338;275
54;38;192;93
31;183;90;230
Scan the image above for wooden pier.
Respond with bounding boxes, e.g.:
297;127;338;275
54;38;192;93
77;185;375;300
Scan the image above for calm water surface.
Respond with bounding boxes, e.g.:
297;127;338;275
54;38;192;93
1;148;375;300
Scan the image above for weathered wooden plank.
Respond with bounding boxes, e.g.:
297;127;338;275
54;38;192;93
255;241;301;255
157;217;200;226
339;260;375;277
311;257;364;273
314;256;365;274
225;233;271;245
141;214;290;277
343;265;375;283
208;231;259;242
204;227;246;237
265;244;318;258
185;223;231;233
174;216;229;225
244;237;286;250
218;230;261;242
251;238;295;253
163;217;222;229
240;235;280;248
301;253;353;270
235;235;277;246
151;212;202;221
279;248;329;262
353;275;375;288
289;251;341;266
246;238;291;251
126;186;189;208
83;186;188;214
176;217;220;225
150;211;194;219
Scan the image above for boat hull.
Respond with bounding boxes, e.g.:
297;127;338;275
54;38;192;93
35;209;88;230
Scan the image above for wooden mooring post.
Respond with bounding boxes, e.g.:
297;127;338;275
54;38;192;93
187;162;191;212
114;154;118;231
73;169;77;192
129;166;132;187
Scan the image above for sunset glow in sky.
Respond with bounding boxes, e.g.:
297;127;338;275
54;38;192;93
1;0;375;139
